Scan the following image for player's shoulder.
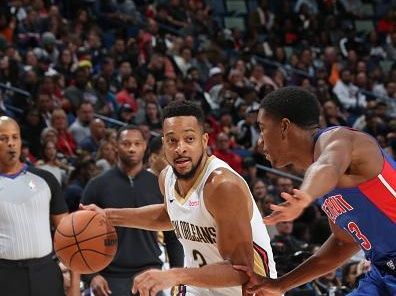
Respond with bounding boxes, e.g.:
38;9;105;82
316;126;373;146
205;167;243;191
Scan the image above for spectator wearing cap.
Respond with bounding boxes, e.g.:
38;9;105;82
205;67;224;108
34;31;59;64
64;66;97;112
212;132;242;174
236;105;260;150
118;103;136;124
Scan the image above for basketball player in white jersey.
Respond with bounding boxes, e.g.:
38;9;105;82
82;100;276;296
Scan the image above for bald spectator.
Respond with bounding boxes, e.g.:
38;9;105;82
79;118;106;155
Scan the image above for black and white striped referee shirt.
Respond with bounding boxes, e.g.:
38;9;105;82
0;164;68;260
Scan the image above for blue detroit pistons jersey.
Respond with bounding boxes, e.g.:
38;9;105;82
315;127;396;264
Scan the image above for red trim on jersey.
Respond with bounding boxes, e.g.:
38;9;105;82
358;160;396;223
253;242;270;276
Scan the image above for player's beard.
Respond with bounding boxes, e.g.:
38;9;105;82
173;152;204;180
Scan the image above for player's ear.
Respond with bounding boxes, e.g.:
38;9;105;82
280;118;291;140
202;132;209;147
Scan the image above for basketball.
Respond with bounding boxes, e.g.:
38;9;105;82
54;210;118;274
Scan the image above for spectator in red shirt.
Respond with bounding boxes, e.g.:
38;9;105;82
51;108;77;157
212;132;242;173
115;74;138;112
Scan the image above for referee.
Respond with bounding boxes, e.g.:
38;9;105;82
0;116;69;296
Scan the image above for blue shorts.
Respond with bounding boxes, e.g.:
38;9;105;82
348;264;396;296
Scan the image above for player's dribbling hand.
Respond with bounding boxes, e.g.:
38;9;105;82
90;274;112;296
234;265;284;296
79;203;106;216
132;269;178;296
263;189;312;225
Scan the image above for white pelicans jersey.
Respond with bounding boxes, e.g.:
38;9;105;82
164;156;277;296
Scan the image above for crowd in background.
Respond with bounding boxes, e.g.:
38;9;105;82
1;0;396;295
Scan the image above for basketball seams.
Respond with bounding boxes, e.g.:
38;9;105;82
54;231;117;252
55;212;99;237
68;249;83;269
54;210;118;273
78;249;117;257
71;212;95;273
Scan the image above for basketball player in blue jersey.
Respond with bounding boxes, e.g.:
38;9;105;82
237;86;396;296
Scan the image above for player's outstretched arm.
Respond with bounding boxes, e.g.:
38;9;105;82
264;129;353;225
80;169;173;231
132;170;255;295
80;203;173;231
241;221;360;295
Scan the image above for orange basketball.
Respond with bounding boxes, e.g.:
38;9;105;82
54;210;118;274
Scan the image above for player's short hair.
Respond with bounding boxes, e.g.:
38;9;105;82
260;86;320;128
162;100;205;127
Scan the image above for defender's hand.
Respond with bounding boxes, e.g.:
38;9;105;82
234;265;284;296
263;189;313;225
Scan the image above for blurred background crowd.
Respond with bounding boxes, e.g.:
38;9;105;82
1;0;396;295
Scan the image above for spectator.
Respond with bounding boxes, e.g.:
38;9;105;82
146;135;184;269
96;140;117;173
81;126;172;295
20;107;46;157
332;68;366;120
37;139;69;185
79;118;106;155
322;100;348;127
64;67;97;112
69;102;94;144
115;74;138;112
51;108;77;158
64;157;98;212
212;132;242;174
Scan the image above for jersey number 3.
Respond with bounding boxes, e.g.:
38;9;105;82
347;222;372;251
192;249;207;267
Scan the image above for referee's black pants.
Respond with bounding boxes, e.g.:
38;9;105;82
0;253;65;296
